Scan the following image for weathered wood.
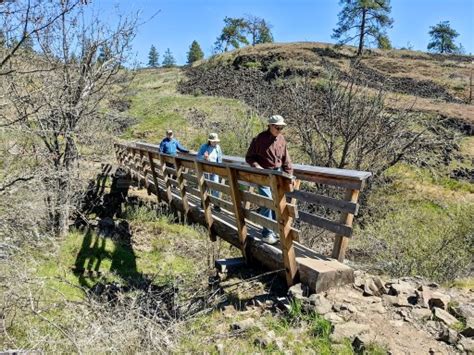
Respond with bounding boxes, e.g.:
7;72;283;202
244;209;278;232
286;190;359;215
147;152;161;203
174;157;189;220
227;166;249;261
159;155;172;203
244;185;256;210
208;195;234;211
179;159;195;170
183;172;198;184
270;174;298;286
127;162;355;293
205;179;230;195
139;151;150;191
240;189;274;210
200;162;228;177
237;170;271;186
295;171;363;190
298;211;353;237
164;167;177;176
332;188;360;262
194;160;216;242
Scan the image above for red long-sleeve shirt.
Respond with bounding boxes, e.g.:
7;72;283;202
245;129;293;175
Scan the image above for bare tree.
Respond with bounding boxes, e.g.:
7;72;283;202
1;0;138;237
285;70;426;176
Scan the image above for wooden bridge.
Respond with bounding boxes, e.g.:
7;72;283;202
115;142;371;293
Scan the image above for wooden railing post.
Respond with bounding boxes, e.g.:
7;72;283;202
226;166;249;261
139;150;149;192
147;152;161;204
270;174;298;286
174;157;189;222
331;188;360;262
194;161;216;241
159;155;173;203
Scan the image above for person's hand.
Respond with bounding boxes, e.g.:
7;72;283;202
204;151;209;160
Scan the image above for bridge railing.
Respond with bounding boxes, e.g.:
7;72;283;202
114;141;371;287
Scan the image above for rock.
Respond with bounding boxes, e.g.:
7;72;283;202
433;307;459;327
330;321;371;343
427;292;451;310
453;304;474;320
459;337;474;353
412;308;432;320
388;281;416;296
461;318;474;338
288;283;309;301
367;302;387;314
230;319;255;331
352;333;377;353
438;326;459;345
254;330;277;349
215;343;225;354
382;294;412;308
362;277;385;296
324;312;344;324
308;294;332;315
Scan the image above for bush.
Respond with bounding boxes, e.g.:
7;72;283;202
355;203;474;282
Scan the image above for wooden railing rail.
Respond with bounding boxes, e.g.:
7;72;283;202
115;141;372;286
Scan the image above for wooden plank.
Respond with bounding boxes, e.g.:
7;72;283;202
205;179;230;195
244;185;255;210
270;174;298;287
286;190;359;215
139;151;150;191
236;170;270;186
240;189;274;210
227;166;249;261
208;195;234;212
183;172;198;184
179;160;195;169
160;155;175;164
187;187;201;199
298;211;352;237
194;160;216;242
332;188;360;262
295;171;362;190
159;155;173;203
200;163;228;177
147;152;161;203
174;157;189;220
244;210;278;233
164;167;177;176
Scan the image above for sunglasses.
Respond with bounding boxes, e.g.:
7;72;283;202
272;125;284;131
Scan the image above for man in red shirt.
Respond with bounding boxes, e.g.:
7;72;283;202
246;115;293;244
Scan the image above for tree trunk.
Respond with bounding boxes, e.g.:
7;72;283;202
357;8;367;56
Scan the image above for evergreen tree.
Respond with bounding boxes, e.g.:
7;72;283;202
148;44;159;67
186;40;204;64
427;21;459;54
244;15;274;45
162;48;176;67
214;17;249;52
377;34;391;50
332;0;393;56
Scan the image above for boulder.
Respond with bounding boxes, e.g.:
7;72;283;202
433;307;459;327
324;312;344;324
330;321;372;343
412;308;433;320
461;318;474;338
254;330;277;349
388;281;416;296
362;277;385;296
352;333;378;353
453;304;474;320
288;283;309;301
308;294;332;315
459;337;474;354
382;294;412;308
438;326;459;345
230;319;255;331
416;287;451;310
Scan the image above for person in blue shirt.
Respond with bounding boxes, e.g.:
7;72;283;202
159;129;189;156
197;133;223;211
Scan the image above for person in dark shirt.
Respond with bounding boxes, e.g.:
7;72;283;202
159;129;189;156
246;115;293;244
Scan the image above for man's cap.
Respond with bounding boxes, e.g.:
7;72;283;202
268;115;287;126
208;132;220;142
166;129;173;134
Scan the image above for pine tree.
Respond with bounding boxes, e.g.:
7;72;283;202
377;34;391;50
255;19;273;44
214;17;249;52
186;40;204;65
162;48;176;67
427;21;459;54
244;15;274;45
332;0;393;56
148;44;159;67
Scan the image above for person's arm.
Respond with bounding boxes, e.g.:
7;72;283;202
176;140;189;153
197;144;206;159
245;138;262;168
281;142;293;176
159;139;165;153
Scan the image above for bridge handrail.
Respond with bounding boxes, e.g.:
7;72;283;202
115;141;371;285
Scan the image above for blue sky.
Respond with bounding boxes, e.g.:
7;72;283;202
91;0;474;65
